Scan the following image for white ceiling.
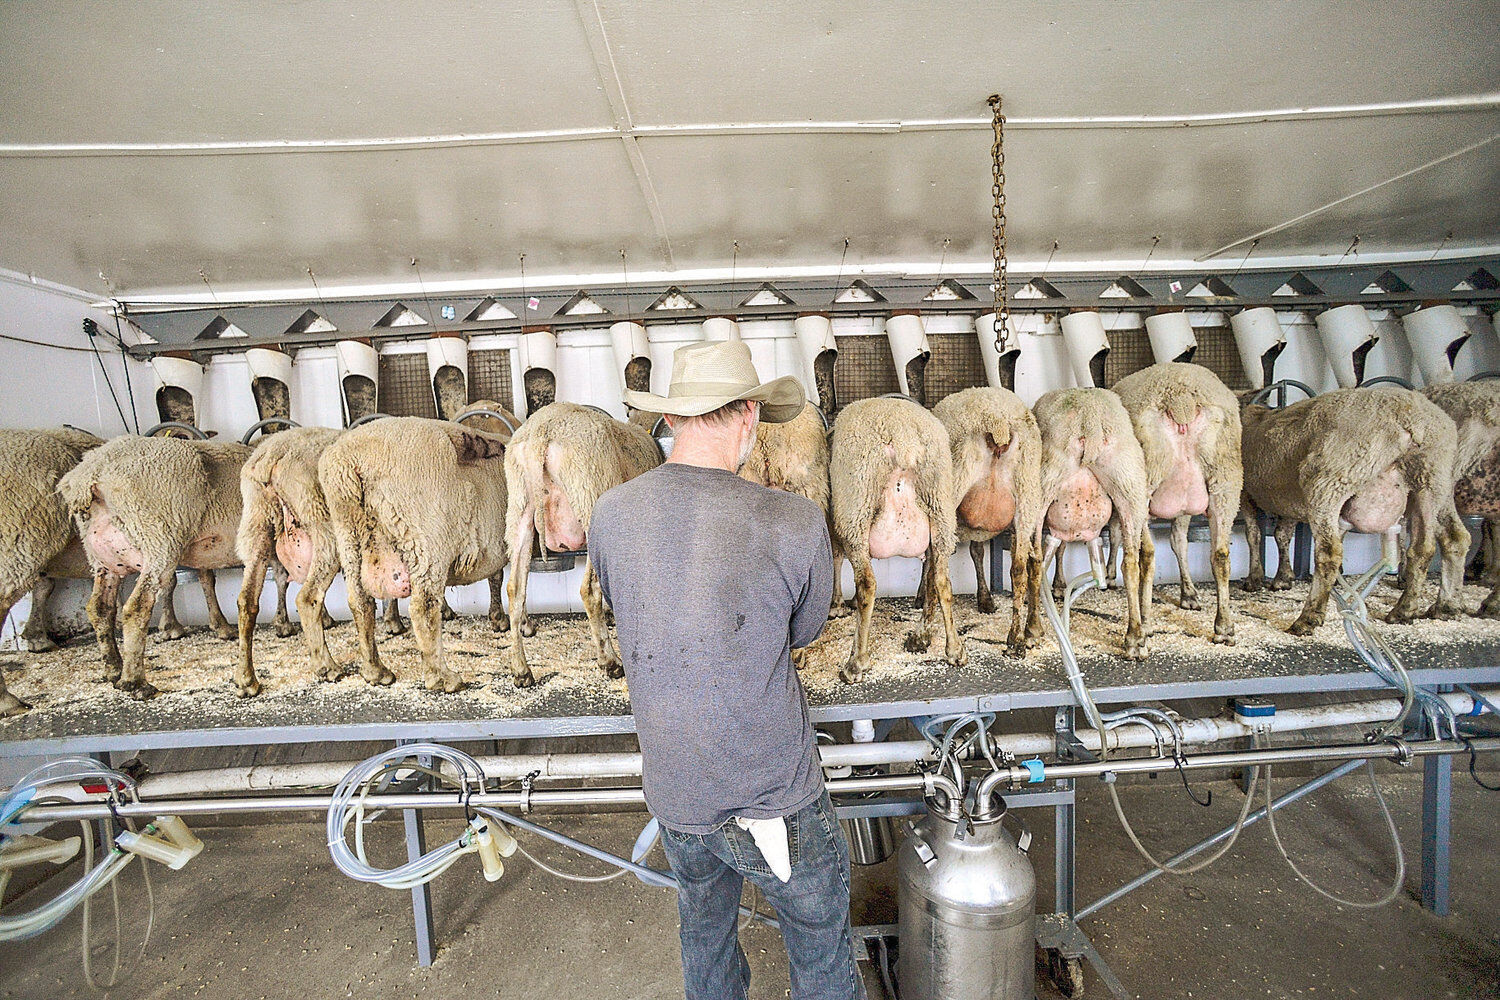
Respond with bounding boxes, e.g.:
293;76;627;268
1;1;1497;300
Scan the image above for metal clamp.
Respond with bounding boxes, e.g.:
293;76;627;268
1384;737;1414;767
519;769;541;813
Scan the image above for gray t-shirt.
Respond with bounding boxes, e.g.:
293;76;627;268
589;462;834;834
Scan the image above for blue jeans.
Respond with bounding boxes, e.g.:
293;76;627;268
660;789;866;1000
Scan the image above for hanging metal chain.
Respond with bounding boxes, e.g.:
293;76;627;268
988;94;1009;353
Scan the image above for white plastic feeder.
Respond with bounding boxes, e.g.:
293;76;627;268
976;312;1022;389
702;316;741;342
1144;311;1198;364
245;346;294;423
150;355;204;425
884;312;931;398
1229;308;1287;391
1315;304;1380;388
1058;311;1111;387
335;339;379;425
609;320;652;395
793;313;838;407
517;327;558;417
1402;303;1471;385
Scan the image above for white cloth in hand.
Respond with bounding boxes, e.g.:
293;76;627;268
735;815;791;882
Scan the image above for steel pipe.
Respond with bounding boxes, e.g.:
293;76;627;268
19;740;1498;825
126;689;1497;799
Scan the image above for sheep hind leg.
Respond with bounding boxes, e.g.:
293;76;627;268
272;561;297;637
1289;515;1341;635
1208;500;1236;644
827;537;851;619
21;577;57;652
1480;519;1500;618
298;541;343;683
1270;520;1297;590
235;541;271;697
971;541;997;614
411;586;462;693
1482;521;1500;587
1170;516;1200;610
905;552;937;654
156;571;188;640
487;572;509;633
581;560;622;679
933;546;966;666
1388;493;1439;624
839;548;878;684
381;598;408;636
88;570;123;684
117;569;167;699
0;591;31;715
1119;520;1149;661
506;505;538;687
198;569;236;641
1423;507;1469;621
1005;534;1032;655
1241;503;1267;593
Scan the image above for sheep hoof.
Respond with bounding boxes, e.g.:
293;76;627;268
1268;577;1293;592
101;665;122;685
1241;578;1264;594
315;662;347;683
159;625;188;642
903;630;929;654
602;661;625;680
838;659;864;684
117;679;158;701
1286;616;1319;636
236;679;263;698
384;619;409;637
322;612;337;629
827;603;852;620
605;610;615;627
426;672;464;694
24;636;59;653
792;648;807;671
1122;637;1149;661
946;643;967;667
1179;593;1201;611
512;671;536;689
976;595;998;615
441;605;458;622
1211;628;1235;646
0;693;31;716
274;621;299;638
519;618;537;638
1384;607;1419;625
1421;600;1463;622
1477;598;1500;620
361;667;396;686
1005;638;1028;658
491;616;510;633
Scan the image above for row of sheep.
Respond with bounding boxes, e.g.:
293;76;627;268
3;363;1499;712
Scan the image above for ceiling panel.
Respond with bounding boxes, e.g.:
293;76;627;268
0;139;666;295
599;0;1500;123
639;112;1500;269
0;1;614;144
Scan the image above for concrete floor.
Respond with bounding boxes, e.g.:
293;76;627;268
1;769;1497;1000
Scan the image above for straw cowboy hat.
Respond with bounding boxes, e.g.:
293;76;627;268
623;339;806;423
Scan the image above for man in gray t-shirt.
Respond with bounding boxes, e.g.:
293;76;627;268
589;339;865;1000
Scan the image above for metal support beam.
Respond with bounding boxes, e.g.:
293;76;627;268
400;742;437;967
1054;706;1078;918
1421;752;1453;915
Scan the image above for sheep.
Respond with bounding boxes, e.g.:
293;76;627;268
234;426;344;697
0;428;103;714
1422;379;1500;617
1033;388;1154;660
58;435;251;699
929;387;1044;655
738;401;848;617
829;396;964;683
503;402;662;687
319;416;511;692
1240;385;1468;634
1112;362;1243;645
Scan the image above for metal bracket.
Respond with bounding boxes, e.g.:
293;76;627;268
1035;912;1130;999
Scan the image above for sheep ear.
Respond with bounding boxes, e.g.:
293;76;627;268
448;426;506;464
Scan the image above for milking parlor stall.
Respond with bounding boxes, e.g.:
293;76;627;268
2;4;1500;999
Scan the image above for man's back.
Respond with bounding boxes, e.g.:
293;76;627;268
589;462;834;833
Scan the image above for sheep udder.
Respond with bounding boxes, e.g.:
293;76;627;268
868;468;929;559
